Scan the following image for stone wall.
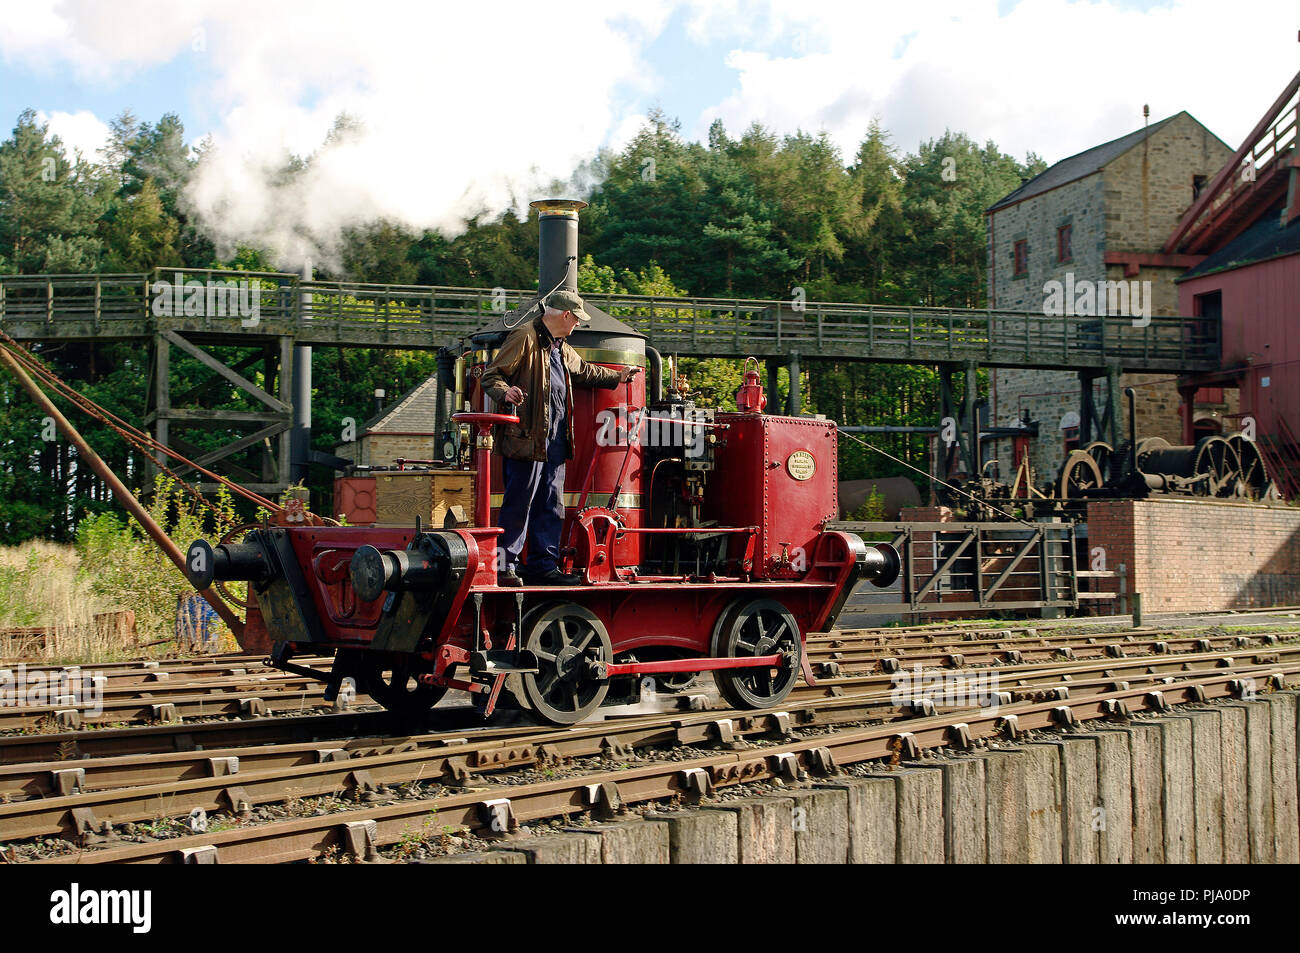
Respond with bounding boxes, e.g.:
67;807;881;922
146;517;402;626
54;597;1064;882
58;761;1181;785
431;693;1300;864
1087;497;1300;612
1100;114;1234;254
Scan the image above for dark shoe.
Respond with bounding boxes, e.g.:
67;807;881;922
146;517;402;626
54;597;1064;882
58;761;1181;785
497;570;524;587
524;569;582;586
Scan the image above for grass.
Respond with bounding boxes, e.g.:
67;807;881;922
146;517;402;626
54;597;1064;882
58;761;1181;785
0;477;243;664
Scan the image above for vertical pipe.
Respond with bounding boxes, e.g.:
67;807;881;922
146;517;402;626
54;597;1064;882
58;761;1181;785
645;346;663;403
965;361;978;476
290;261;313;485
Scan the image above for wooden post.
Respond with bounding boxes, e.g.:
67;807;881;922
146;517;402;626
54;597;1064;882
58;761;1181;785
786;350;801;416
152;332;169;479
278;335;293;490
1132;591;1143;627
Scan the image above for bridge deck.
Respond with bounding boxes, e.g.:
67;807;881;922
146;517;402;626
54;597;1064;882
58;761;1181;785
0;270;1220;372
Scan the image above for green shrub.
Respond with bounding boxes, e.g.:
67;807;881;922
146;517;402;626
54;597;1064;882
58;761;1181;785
75;476;240;642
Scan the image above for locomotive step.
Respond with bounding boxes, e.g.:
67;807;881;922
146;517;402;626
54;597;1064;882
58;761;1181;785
468;650;540;675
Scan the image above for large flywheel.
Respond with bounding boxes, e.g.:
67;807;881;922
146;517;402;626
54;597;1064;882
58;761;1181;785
1058;449;1104;498
710;598;802;710
520;602;612;725
1226;433;1269;500
1192;434;1240;497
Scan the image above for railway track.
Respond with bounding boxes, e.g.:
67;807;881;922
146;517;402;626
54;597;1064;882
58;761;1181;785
0;618;1294;863
22;663;1298;864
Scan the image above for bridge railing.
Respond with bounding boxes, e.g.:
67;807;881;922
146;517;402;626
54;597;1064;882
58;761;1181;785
0;270;1220;369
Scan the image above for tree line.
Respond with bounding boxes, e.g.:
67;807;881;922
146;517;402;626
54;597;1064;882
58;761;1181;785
0;106;1044;542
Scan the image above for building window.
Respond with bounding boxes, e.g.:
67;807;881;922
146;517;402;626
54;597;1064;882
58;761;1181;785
1056;225;1072;263
1062;426;1079;454
1193;174;1208;200
1013;240;1028;277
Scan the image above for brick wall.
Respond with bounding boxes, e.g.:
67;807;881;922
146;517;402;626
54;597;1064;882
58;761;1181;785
1087;498;1300;612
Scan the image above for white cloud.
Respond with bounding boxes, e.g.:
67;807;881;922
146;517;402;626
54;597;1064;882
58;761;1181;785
693;0;1298;163
37;109;110;161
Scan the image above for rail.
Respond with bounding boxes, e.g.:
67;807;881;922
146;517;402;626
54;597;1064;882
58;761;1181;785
0;269;1221;372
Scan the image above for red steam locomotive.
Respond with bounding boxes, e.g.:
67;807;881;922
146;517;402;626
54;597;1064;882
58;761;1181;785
184;200;898;725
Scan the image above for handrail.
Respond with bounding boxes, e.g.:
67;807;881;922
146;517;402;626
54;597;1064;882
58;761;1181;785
0;270;1221;370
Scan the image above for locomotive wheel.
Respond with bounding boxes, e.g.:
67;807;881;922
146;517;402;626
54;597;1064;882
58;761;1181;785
711;598;802;710
361;655;447;720
521;603;612;725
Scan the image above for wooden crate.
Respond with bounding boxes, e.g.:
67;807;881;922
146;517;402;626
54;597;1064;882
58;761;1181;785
374;470;475;528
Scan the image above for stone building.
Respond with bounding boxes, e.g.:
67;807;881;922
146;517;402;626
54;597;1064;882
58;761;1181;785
986;111;1235;488
334;375;444;467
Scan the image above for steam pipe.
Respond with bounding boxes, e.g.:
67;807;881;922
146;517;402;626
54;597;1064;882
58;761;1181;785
0;345;245;639
1126;387;1137;476
645;346;663;402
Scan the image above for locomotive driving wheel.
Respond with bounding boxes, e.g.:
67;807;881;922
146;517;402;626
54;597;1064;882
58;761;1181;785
520;602;613;725
361;654;447;720
711;598;802;710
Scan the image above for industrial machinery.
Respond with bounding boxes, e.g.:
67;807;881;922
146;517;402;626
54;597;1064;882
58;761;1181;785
1057;389;1277;502
183;200;899;725
940;388;1278;522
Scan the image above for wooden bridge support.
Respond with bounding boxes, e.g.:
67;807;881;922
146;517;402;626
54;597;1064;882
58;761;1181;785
1078;360;1123;452
766;358;780;412
786;351;801;416
145;331;294;495
938;362;981;480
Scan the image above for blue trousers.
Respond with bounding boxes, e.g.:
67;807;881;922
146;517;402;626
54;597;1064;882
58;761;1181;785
499;444;566;577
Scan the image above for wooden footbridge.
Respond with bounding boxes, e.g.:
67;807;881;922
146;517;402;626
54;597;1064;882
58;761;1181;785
0;268;1220;493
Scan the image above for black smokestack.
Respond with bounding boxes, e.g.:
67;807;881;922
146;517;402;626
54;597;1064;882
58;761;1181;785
530;198;586;294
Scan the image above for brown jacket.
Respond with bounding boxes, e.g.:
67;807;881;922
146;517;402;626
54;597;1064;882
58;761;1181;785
479;317;620;462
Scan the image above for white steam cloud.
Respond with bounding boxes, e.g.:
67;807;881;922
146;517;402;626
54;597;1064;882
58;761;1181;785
4;0;671;270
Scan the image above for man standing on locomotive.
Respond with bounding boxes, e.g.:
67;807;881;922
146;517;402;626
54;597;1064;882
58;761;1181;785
480;290;640;586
